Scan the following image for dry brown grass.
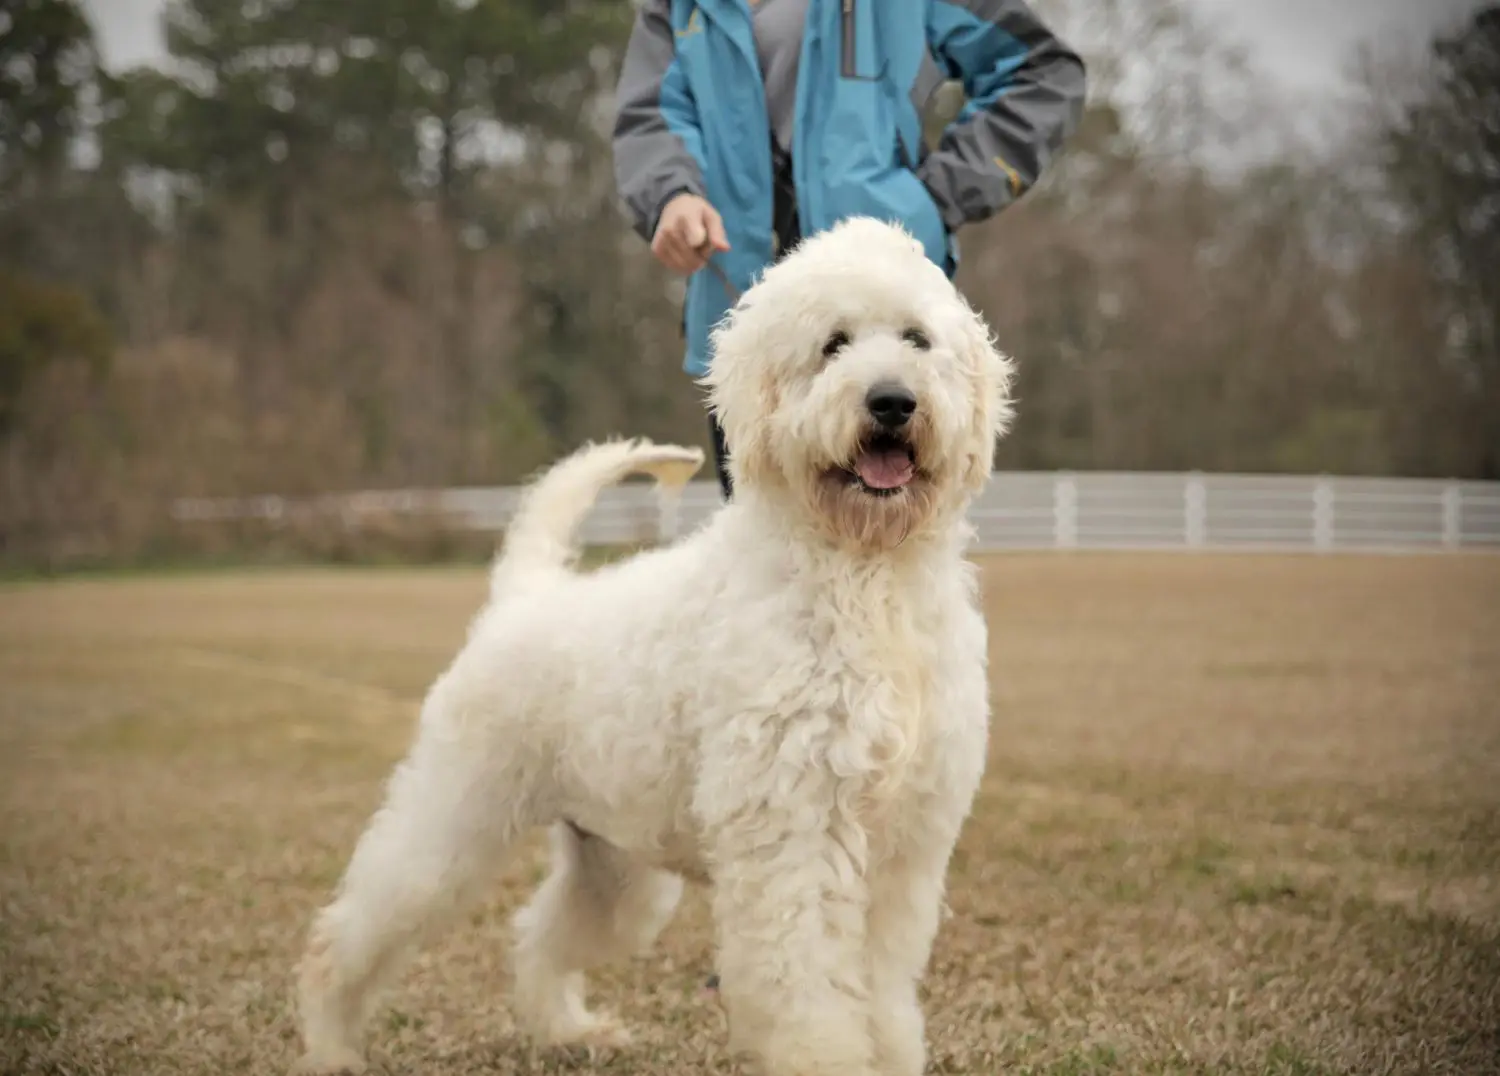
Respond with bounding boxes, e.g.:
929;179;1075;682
2;555;1498;1075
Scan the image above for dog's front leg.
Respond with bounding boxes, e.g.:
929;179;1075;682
865;838;956;1076
709;824;877;1076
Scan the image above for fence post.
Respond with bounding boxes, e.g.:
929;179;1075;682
1312;477;1334;552
657;484;683;542
1441;482;1462;550
1053;473;1078;549
1184;472;1207;549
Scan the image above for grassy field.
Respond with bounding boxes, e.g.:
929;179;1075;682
2;555;1498;1075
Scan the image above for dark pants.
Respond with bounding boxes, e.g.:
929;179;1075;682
706;141;800;502
709;412;734;499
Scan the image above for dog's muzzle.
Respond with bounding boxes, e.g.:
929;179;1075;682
830;380;920;495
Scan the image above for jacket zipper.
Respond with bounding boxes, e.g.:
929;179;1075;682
841;0;856;78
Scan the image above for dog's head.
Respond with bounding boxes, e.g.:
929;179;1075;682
703;217;1014;552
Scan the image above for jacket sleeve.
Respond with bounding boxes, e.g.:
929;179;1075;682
612;0;708;242
919;0;1086;231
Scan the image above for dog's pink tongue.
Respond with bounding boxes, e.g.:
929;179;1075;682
855;447;914;490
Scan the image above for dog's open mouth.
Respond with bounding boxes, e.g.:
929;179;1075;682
841;432;917;496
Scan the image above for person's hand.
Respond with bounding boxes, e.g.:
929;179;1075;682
652;193;729;274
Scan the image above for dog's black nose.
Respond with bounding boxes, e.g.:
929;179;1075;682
866;382;917;430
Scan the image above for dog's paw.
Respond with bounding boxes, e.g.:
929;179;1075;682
290;1047;367;1075
548;1011;634;1051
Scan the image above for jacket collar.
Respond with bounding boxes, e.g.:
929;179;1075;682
692;0;759;69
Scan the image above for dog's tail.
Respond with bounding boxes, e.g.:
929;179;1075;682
490;438;704;597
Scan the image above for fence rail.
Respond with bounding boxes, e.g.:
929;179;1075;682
171;472;1500;553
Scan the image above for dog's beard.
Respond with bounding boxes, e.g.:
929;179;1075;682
811;478;938;551
807;423;943;552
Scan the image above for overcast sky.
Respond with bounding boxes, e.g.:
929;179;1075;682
1192;0;1479;91
84;0;1482;91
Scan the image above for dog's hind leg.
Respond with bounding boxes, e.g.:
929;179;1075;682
509;822;683;1048
293;732;532;1075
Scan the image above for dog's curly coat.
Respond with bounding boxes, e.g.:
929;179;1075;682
293;217;1016;1076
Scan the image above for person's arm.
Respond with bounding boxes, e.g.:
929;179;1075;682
919;0;1086;231
612;0;708;243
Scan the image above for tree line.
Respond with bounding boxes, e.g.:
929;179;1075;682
1;0;1495;567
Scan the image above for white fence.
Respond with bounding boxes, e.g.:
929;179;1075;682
171;472;1500;553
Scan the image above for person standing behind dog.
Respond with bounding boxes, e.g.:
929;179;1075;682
611;0;1085;499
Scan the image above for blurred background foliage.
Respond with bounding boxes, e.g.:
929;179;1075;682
0;0;1495;568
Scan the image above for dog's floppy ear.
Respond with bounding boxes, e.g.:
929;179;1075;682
700;303;781;490
953;299;1016;493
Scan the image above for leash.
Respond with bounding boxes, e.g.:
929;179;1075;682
699;244;742;304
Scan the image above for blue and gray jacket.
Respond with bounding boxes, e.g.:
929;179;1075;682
612;0;1086;376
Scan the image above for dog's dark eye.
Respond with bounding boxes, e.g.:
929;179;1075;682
902;327;931;351
822;330;850;358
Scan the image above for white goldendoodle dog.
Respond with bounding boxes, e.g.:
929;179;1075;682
293;216;1015;1076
